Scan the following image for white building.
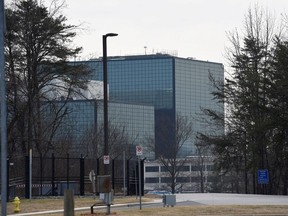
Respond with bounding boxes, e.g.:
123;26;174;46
144;156;215;193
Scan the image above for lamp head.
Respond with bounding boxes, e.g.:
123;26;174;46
104;33;118;37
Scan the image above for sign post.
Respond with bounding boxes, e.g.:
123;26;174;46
89;170;96;198
97;175;112;215
136;145;143;210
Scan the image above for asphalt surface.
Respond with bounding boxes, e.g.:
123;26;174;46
176;193;288;205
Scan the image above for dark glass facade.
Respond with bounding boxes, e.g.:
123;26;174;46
52;100;155;158
174;58;224;156
80;54;224;158
87;55;174;109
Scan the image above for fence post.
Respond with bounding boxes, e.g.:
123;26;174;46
141;158;146;196
51;153;55;196
112;158;115;190
96;157;100;175
80;156;84;196
25;156;30;198
126;159;130;195
123;151;126;196
7;158;9;200
67;153;69;189
40;157;43;196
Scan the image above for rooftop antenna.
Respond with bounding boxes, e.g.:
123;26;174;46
144;46;147;55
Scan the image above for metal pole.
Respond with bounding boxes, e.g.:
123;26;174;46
0;0;7;214
138;156;142;210
103;35;108;174
102;33;118;176
102;33;117;215
103;38;111;215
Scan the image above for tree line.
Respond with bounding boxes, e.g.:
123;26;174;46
3;0;137;161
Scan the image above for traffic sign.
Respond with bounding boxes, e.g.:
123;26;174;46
258;169;269;184
136;145;143;156
103;155;110;164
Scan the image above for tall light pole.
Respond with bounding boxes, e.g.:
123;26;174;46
103;33;118;175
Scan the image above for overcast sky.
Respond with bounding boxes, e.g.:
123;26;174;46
7;0;288;64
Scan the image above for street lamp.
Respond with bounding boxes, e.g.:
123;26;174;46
103;33;118;175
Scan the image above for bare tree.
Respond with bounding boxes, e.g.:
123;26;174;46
77;119;133;159
147;114;193;194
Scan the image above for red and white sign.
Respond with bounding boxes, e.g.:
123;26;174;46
103;155;110;164
136;145;143;156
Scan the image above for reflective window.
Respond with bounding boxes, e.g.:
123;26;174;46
145;177;159;183
146;166;159;172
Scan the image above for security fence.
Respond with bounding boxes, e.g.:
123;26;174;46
4;154;144;199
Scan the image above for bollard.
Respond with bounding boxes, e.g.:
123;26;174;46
13;197;21;213
64;189;74;216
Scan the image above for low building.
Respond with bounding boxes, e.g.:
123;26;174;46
144;156;216;193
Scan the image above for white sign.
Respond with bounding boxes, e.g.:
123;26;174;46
89;170;96;182
99;193;105;200
136;145;143;156
103;155;110;164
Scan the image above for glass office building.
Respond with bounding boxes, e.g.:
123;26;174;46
51;100;155;158
79;54;224;158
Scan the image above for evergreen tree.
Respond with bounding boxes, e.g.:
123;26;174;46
265;38;288;194
199;7;288;194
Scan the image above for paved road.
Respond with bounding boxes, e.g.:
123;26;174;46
87;193;288;213
176;193;288;205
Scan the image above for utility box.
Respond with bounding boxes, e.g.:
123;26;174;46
163;194;176;207
97;175;111;193
99;190;114;204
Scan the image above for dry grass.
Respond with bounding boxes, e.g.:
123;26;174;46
3;196;288;216
114;205;288;216
4;195;158;215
